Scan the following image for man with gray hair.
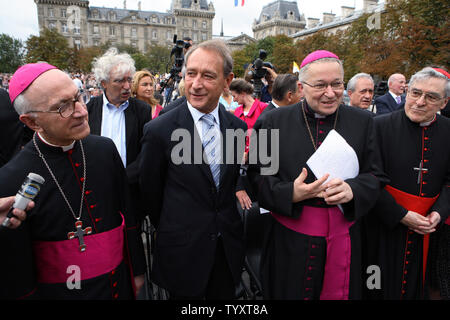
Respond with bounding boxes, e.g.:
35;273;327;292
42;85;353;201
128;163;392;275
367;67;450;300
347;73;375;112
139;39;247;299
87;48;151;222
260;73;303;115
248;50;383;300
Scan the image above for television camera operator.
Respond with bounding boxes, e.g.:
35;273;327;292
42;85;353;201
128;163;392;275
245;49;278;102
159;35;191;107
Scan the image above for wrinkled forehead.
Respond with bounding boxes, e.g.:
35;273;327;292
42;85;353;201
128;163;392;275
356;77;374;90
305;60;344;80
410;77;446;95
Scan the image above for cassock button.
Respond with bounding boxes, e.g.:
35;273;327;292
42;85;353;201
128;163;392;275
114;293;119;299
80;177;85;182
90;204;96;209
420;193;425;196
85;190;91;195
75;163;80;167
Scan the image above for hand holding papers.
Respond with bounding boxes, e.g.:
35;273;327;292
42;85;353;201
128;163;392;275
306;130;359;207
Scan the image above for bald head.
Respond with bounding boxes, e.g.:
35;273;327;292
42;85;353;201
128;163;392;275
388;73;406;96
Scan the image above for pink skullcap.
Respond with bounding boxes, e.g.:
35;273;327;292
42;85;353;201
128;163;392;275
300;50;339;68
9;63;57;103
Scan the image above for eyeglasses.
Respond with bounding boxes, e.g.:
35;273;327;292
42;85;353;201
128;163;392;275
25;91;89;118
302;81;345;91
408;88;444;104
113;77;133;85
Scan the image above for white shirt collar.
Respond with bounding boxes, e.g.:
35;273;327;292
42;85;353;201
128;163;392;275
389;91;401;100
271;101;281;109
187;101;220;126
102;93;129;110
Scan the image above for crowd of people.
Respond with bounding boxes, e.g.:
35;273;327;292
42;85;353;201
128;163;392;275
0;39;449;301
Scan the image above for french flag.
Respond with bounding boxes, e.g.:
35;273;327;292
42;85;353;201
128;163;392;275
234;0;245;6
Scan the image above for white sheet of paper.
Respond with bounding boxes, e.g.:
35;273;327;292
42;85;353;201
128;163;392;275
306;130;359;213
306;129;359;184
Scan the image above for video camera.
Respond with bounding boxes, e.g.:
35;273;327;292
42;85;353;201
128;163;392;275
159;35;191;105
246;49;274;99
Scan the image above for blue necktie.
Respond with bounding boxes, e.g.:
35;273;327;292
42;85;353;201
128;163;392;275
201;114;220;188
396;96;401;104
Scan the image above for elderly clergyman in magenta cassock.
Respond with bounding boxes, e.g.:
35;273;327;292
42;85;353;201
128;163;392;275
248;50;384;300
0;63;145;299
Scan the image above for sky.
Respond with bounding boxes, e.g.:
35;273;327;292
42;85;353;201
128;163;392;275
0;0;369;42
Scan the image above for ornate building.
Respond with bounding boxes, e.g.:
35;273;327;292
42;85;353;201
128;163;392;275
291;0;382;42
252;0;306;40
34;0;215;52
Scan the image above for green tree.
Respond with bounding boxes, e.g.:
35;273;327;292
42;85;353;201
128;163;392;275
0;34;24;73
145;44;171;74
25;28;72;70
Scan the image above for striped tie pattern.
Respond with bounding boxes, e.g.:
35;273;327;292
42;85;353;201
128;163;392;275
201;114;220;188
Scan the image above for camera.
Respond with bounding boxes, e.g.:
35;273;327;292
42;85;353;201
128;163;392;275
160;34;189;105
246;49;274;99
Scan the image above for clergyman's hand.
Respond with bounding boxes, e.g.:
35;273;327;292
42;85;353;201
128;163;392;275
322;178;354;205
292;168;329;203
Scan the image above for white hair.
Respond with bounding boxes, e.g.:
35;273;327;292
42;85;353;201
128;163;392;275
347;73;374;92
92;47;136;86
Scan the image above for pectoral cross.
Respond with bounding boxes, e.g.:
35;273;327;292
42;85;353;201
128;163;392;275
68;220;92;252
413;160;428;185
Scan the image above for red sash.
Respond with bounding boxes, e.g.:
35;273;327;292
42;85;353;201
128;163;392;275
33;215;125;284
385;185;439;282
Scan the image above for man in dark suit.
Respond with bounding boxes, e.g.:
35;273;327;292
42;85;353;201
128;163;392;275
0;88;33;166
140;39;247;299
87;48;152;223
261;73;302;115
375;73;406;115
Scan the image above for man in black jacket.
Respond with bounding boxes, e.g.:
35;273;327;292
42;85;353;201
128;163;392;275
88;48;152;223
140;39;247;299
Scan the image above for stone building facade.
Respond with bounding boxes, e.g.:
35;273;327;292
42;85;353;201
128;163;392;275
34;0;215;52
252;0;306;40
291;0;382;42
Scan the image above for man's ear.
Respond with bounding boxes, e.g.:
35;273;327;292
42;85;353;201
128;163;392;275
225;72;234;89
19;114;41;132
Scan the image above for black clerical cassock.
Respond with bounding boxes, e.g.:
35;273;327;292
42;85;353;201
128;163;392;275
248;101;383;300
367;110;450;300
0;134;146;299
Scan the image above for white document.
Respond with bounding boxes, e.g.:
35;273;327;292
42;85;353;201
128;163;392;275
306;129;359;184
306;130;359;213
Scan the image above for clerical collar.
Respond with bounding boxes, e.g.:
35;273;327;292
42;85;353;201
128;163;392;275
304;101;333;119
37;132;75;152
420;115;436;127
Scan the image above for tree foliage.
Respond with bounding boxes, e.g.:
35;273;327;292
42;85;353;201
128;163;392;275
0;34;24;73
25;28;71;70
232;0;449;81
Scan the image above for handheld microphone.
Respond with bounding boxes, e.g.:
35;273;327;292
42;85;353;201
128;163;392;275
1;173;45;228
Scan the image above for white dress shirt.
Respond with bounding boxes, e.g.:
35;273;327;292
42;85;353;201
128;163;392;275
100;94;129;167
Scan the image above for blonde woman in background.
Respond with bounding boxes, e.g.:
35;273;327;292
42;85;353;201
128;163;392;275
132;70;162;119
